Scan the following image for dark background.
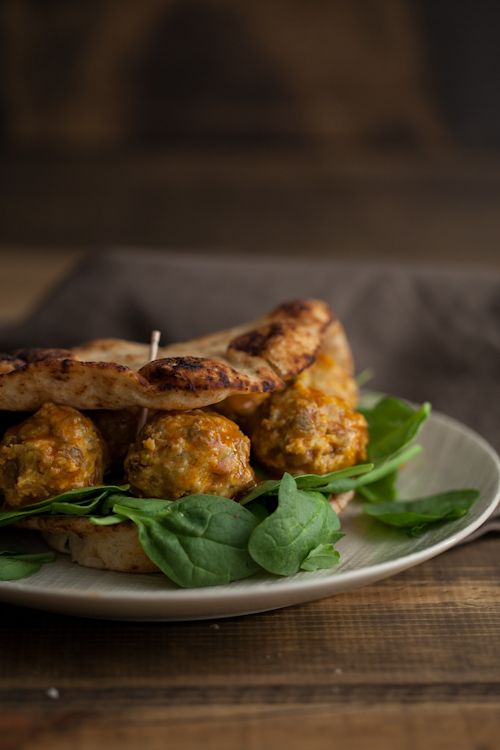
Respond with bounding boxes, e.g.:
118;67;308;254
1;0;500;298
4;1;500;151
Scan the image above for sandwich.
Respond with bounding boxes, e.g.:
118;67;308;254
0;300;368;575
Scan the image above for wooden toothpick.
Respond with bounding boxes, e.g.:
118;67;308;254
136;329;161;436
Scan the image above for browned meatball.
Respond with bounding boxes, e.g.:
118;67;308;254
0;402;107;508
125;410;255;500
251;381;368;476
216;354;358;432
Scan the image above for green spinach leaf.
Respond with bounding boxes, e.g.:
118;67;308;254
0;551;56;581
246;502;269;524
105;496;173;514
113;494;260;587
295;463;374;491
359;397;431;459
92;496;174;526
240;464;374;505
50;492;108;516
316;445;421;495
248;474;341;576
363;489;480;535
0;485;129;527
355;368;375;387
357;471;398;503
239;479;283;504
89;514;125;526
300;539;343;571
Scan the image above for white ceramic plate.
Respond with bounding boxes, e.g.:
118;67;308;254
0;408;499;621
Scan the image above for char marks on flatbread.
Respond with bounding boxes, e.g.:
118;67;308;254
0;299;351;411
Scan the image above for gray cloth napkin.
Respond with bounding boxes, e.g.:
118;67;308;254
1;249;499;535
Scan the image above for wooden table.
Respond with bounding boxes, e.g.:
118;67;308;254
2;152;500;265
1;536;499;750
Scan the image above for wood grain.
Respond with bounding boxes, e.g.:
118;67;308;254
1;153;500;267
1;1;440;149
1;537;499;749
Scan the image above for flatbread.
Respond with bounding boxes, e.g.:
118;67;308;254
0;299;350;411
18;516;158;572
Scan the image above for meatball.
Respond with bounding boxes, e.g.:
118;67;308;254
251;381;368;476
125;410;255;500
296;353;358;407
0;402;107;508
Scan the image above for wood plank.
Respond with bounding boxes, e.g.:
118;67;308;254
1;703;500;750
1;154;500;264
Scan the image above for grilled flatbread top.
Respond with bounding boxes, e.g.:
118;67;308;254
0;299;351;411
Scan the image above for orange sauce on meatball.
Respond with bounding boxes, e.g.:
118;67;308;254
0;402;106;508
125;410;255;500
251;381;367;476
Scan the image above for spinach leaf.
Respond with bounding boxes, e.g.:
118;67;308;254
50;492;108;516
113;494;260;588
353;445;421;488
246;502;269;524
355;368;375;387
363;489;480;535
106;496;174;515
240;463;374;505
300;539;343;571
0;551;56;581
89;514;125;526
0;485;129;527
240;479;282;504
295;463;374;491
317;445;421;495
248;474;341;576
359;397;431;459
357;471;398;503
0;501;56;528
93;495;175;526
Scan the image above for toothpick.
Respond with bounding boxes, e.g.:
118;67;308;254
136;329;161;436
